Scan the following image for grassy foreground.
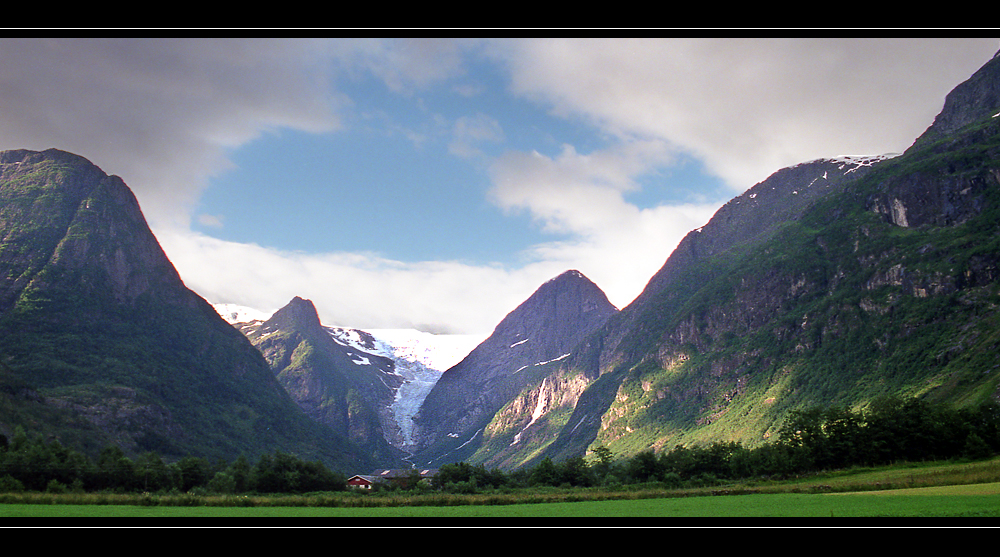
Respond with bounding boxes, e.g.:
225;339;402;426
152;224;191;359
3;457;1000;519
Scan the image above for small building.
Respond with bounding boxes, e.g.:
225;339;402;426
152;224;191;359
346;475;377;489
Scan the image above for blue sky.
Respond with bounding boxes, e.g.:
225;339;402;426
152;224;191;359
192;63;730;264
2;38;998;333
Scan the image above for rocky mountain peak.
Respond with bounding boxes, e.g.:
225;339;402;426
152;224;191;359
914;49;1000;145
0;148;184;315
412;269;617;459
263;296;322;331
490;269;616;353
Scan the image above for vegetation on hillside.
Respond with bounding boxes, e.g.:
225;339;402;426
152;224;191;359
3;397;996;501
568;112;1000;462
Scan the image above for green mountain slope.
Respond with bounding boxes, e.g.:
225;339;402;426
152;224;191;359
0;149;373;472
511;50;1000;466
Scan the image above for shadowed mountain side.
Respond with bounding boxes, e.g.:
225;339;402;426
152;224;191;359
0;149;374;472
411;270;617;464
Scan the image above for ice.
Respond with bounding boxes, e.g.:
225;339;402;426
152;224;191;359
328;327;485;447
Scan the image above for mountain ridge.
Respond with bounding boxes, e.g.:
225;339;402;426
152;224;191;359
511;51;1000;463
404;51;1000;469
233;296;408;467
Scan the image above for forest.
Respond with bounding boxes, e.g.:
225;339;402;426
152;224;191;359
2;396;998;497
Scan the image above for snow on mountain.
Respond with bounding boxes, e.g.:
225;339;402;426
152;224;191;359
328;327;485;449
213;301;484;450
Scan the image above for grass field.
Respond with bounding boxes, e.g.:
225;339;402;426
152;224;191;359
3;485;1000;518
3;459;1000;520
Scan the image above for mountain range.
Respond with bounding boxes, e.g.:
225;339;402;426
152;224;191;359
1;50;999;474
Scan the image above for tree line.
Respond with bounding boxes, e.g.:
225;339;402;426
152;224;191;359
2;396;998;495
431;396;1000;492
0;428;345;495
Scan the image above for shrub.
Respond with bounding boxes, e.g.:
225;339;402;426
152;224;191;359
0;475;24;493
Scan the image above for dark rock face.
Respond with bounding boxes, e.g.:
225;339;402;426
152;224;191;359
0;148;186;317
0;149;371;471
237;297;407;467
620;155;887;364
412;270;617;455
915;49;1000;143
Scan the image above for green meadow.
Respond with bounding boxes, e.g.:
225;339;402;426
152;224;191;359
3;458;1000;519
3;485;999;518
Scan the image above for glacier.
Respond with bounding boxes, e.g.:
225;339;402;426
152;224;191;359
328;327;483;449
213;302;483;452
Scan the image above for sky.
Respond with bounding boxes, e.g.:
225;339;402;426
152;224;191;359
1;37;998;334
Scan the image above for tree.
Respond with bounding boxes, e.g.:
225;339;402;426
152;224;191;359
95;445;137;491
558;456;595;487
626;450;661;483
529;457;560;487
134;451;179;493
175;456;214;492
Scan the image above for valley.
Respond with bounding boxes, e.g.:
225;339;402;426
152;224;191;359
2;47;1000;482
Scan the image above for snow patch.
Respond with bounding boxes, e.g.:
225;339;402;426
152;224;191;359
536;353;571;366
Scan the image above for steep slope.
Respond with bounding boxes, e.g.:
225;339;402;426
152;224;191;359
0;149;372;471
527;49;1000;463
234;297;408;467
411;270;617;466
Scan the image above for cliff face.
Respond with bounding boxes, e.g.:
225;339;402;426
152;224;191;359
411;270;617;465
236;297;408;467
0;149;186;317
913;49;1000;143
0;150;372;471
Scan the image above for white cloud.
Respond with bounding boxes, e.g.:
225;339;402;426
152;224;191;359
488;140;679;234
156;228;562;334
486;140;721;307
4;38;998;335
486;37;1000;190
0;37;345;229
196;213;225;228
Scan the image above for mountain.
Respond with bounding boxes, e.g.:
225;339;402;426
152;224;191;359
411;269;617;467
0;149;373;471
231;296;409;467
482;49;1000;465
